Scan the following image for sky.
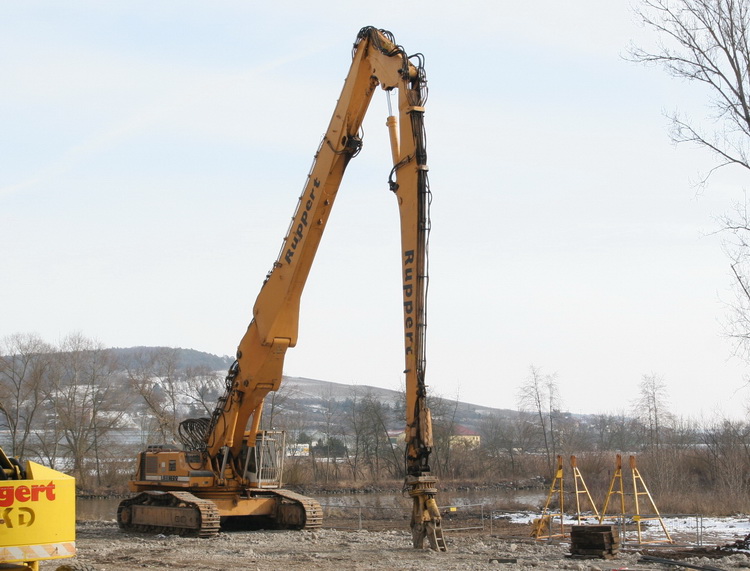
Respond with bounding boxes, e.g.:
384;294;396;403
2;1;750;420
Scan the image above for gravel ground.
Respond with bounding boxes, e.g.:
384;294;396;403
34;520;750;571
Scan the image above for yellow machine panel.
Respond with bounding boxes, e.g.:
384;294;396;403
0;461;76;564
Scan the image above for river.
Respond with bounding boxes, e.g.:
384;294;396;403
77;488;545;521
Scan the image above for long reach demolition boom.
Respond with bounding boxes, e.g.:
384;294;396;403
118;26;445;552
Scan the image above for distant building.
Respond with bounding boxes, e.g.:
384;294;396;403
450;425;480;449
387;430;406;444
387;426;481;448
286;443;310;457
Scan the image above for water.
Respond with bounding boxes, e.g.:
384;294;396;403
77;488;545;521
78;497;122;521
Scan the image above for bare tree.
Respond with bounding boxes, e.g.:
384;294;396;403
698;417;750;493
30;399;64;470
554;412;595;456
479;412;525;479
182;365;224;417
631;0;750;354
357;392;398;480
45;333;128;487
631;0;750;175
314;387;346;483
0;333;52;457
341;388;401;481
277;403;312;485
592;412;641;452
260;380;302;431
341;389;365;480
125;347;182;443
716;196;750;358
428;392;461;479
517;365;561;477
633;373;673;450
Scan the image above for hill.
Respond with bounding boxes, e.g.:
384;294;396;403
107;347;516;433
282;375;516;433
109;346;234;371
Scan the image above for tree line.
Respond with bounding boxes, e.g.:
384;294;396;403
3;332;750;514
0;333;223;489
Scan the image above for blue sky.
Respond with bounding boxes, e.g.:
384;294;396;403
2;1;748;418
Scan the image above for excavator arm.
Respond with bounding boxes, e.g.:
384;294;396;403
202;27;444;550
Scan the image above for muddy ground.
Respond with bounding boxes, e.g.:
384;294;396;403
38;519;750;571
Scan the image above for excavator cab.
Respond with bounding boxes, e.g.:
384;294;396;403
241;431;285;488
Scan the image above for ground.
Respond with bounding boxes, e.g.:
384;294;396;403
37;519;750;571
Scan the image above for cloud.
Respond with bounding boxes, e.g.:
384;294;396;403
0;41;335;198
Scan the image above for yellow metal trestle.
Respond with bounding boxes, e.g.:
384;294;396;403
599;454;673;544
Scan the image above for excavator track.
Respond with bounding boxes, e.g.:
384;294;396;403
117;491;221;538
269;489;323;529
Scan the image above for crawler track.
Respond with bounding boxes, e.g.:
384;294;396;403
117;491;221;538
271;488;323;529
118;489;322;536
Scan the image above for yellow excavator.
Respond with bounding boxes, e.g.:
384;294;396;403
117;26;445;551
